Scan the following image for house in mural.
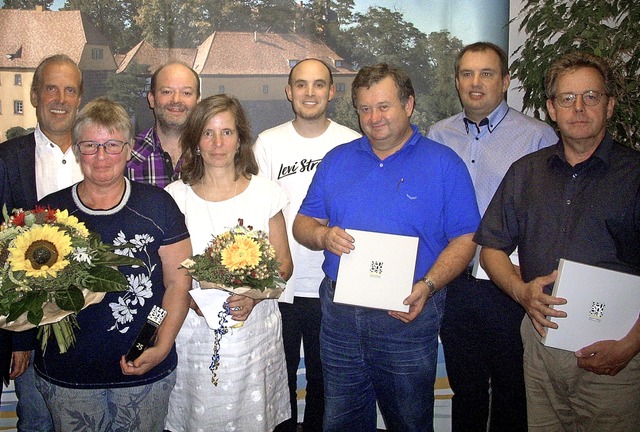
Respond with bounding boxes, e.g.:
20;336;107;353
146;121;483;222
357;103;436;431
0;7;116;142
117;32;357;135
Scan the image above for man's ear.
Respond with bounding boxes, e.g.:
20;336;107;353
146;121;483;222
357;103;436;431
285;85;293;103
546;99;557;123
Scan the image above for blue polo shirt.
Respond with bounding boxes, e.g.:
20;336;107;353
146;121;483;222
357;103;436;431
299;125;480;282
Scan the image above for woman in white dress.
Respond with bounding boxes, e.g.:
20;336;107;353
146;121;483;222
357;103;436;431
165;94;293;432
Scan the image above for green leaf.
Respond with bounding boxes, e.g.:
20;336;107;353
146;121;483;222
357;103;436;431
7;290;47;323
92;252;143;268
54;286;85;313
83;265;129;292
27;308;44;326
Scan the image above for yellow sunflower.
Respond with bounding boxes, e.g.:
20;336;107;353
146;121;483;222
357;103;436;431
8;224;73;278
221;236;262;271
54;209;90;238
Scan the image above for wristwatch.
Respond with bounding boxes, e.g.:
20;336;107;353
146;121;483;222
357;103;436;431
419;276;437;299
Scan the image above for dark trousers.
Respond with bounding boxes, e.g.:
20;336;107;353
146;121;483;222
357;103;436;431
440;275;527;432
274;297;324;432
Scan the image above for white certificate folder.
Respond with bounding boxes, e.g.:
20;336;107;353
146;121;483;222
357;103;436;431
542;259;640;352
334;229;419;312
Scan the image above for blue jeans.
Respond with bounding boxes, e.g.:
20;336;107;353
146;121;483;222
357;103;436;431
15;352;54;432
35;370;176;432
320;277;443;432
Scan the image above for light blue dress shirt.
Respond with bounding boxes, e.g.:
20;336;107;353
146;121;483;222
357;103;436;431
427;100;558;215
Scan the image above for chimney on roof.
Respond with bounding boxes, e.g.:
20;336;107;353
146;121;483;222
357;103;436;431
35;5;43;12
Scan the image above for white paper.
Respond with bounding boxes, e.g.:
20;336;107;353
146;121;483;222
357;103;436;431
334;229;418;312
543;259;640;352
189;287;243;329
472;246;519;280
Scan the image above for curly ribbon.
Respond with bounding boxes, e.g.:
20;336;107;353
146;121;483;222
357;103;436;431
209;302;231;386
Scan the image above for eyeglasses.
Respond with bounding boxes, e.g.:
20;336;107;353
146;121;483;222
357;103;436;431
76;140;128;155
554;91;606;108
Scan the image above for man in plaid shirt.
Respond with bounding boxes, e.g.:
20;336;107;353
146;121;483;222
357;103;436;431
127;62;200;187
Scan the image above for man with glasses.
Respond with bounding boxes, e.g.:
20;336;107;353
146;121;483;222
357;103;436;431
427;42;557;432
0;53;84;432
475;52;640;430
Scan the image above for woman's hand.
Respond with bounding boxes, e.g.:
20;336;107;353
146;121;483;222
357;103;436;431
227;294;260;321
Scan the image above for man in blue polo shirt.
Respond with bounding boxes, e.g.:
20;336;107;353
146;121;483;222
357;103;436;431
293;63;480;431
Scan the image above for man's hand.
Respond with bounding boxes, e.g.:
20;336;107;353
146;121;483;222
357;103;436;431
575;318;640;376
513;270;567;337
10;350;30;379
320;226;354;256
388;281;429;323
575;339;637;376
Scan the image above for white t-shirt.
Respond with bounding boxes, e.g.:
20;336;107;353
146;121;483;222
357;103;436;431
254;119;360;302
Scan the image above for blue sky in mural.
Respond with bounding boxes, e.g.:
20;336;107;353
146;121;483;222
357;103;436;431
355;0;509;49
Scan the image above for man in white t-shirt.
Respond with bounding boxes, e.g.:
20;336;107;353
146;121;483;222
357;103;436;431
254;58;360;432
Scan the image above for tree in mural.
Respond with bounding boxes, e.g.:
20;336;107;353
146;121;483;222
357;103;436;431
511;0;639;149
329;93;359;133
62;0;143;53
136;0;213;47
204;0;254;32
1;0;53;9
254;0;298;33
345;6;425;70
298;0;355;45
105;61;149;117
417;30;464;129
329;6;463;133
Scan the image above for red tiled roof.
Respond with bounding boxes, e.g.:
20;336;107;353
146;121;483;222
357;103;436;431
195;32;354;76
0;9;111;69
119;32;355;77
116;40;196;74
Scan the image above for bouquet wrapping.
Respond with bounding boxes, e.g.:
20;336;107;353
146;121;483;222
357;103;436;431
181;218;285;384
0;206;142;353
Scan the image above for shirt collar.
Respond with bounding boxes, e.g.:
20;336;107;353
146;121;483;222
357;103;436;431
34;124;54;149
357;124;421;158
548;132;614;168
34;124;73;155
462;100;509;134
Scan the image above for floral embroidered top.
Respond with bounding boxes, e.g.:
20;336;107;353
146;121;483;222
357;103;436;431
34;178;189;389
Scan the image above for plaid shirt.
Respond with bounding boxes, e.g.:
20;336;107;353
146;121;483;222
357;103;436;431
126;127;182;188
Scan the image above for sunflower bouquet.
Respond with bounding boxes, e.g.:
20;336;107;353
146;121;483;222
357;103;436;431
181;218;284;385
0;206;142;353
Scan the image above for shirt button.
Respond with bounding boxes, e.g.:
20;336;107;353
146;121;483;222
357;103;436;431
62;159;67;164
572;173;578;179
566;199;571;205
379;163;383;168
